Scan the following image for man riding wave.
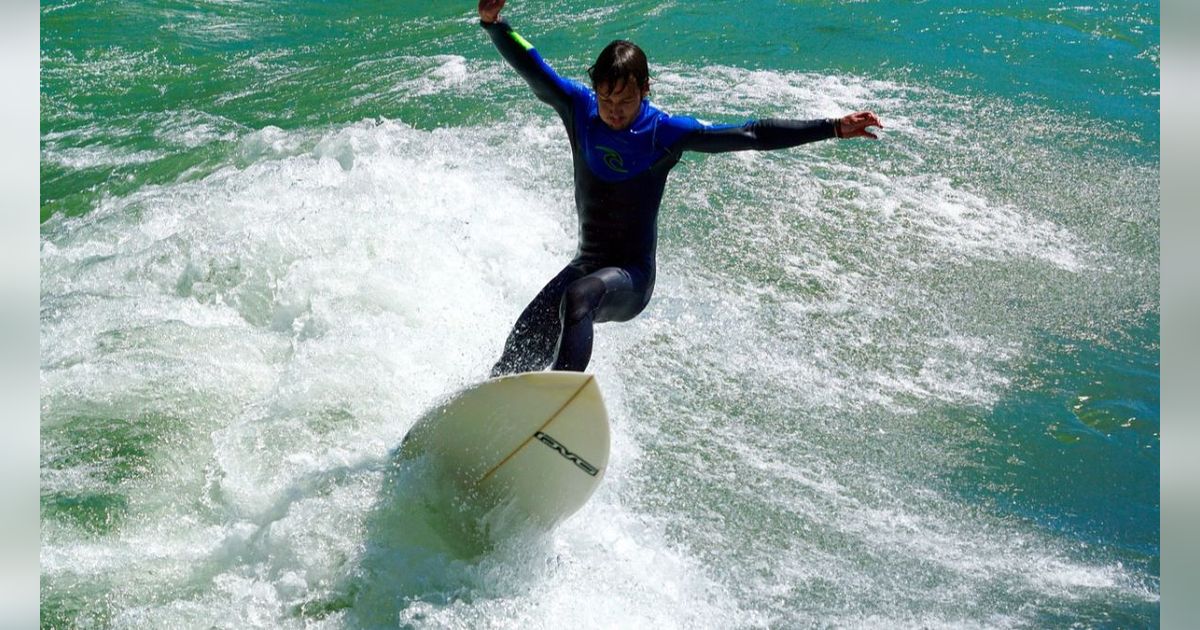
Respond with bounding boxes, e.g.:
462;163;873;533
478;0;883;376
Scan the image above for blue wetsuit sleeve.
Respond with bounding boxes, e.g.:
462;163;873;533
673;118;838;153
481;20;581;118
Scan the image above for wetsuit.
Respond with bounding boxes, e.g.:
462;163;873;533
483;20;838;376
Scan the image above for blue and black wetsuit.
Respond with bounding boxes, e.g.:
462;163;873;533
484;20;838;376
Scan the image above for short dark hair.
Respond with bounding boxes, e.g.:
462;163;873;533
587;40;649;95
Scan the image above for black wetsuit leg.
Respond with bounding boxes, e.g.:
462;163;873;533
491;264;586;377
554;265;651;372
491;263;652;376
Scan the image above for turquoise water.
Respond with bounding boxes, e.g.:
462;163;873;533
41;1;1159;627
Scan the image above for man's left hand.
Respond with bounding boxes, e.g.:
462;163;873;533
837;111;883;139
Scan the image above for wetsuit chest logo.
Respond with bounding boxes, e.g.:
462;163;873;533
595;145;628;174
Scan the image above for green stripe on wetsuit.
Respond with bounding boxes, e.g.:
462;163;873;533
508;30;534;51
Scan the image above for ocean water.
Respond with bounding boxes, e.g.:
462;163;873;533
40;1;1159;628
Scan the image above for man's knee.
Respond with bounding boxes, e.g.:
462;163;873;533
560;277;606;325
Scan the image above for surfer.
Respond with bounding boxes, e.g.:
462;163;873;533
479;0;882;376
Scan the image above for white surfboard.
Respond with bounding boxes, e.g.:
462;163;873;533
399;371;610;529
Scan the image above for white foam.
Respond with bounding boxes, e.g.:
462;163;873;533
44;145;168;169
41;57;1158;626
42;116;755;627
152;109;242;149
386;55;474;98
653;64;914;124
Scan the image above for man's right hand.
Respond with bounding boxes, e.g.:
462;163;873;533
479;0;505;24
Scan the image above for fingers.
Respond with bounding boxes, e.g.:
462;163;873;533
840;111;883;139
478;0;505;18
853;111;882;128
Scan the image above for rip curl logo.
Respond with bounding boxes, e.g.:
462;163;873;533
534;431;600;476
595;145;628;174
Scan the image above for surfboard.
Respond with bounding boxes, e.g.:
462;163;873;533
398;371;610;529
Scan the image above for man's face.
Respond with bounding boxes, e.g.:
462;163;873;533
595;77;648;131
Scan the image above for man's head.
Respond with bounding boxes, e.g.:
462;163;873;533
588;40;650;130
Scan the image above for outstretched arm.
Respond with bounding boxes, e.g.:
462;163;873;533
676;111;883;153
478;0;580;117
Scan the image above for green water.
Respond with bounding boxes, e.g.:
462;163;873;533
42;0;1158;627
